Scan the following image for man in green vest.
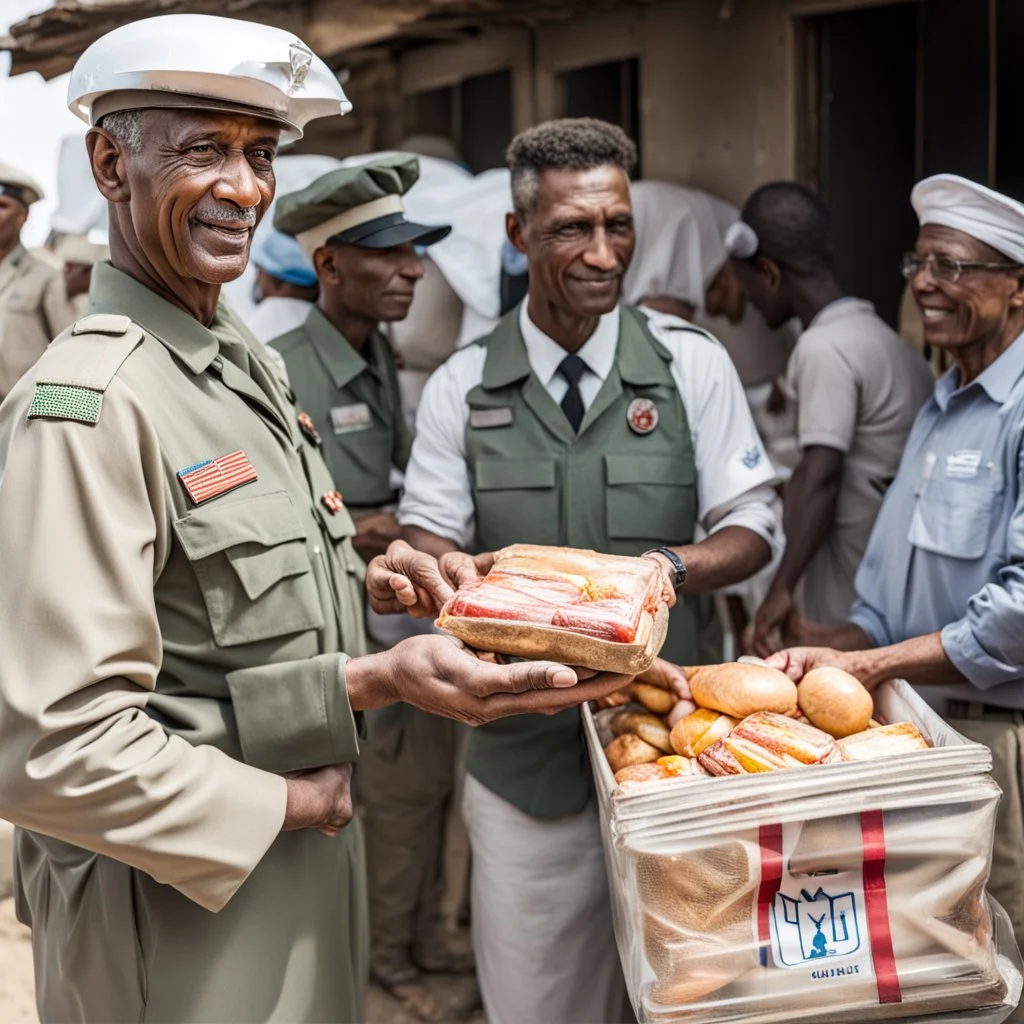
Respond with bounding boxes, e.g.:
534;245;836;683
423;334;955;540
271;162;474;1013
398;117;780;1023
0;25;634;1022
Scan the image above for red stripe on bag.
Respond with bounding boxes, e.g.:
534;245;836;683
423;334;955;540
861;810;902;1004
757;823;784;966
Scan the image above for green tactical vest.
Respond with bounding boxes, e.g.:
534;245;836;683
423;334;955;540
271;307;412;510
463;306;703;818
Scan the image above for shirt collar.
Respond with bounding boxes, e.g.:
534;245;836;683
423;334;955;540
303;305;372;389
87;262;224;374
933;330;1024;410
518;302;620;385
806;296;872;329
1;243;26;272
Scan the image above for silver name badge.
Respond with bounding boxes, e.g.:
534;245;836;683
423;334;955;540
469;407;513;429
330;403;373;434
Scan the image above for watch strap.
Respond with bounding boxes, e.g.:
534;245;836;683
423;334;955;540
643;546;687;592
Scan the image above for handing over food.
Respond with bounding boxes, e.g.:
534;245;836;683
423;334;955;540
601;657;930;788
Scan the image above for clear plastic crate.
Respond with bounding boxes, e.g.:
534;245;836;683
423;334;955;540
584;680;1023;1023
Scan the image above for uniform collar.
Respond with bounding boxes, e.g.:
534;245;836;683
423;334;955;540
807;296;873;329
934;330;1024;410
518;302;620;387
88;262;224;374
302;305;375;389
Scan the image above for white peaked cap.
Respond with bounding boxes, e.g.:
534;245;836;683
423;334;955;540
911;173;1024;264
68;14;351;145
0;162;44;205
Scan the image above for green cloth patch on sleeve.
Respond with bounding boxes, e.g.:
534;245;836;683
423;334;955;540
28;383;103;423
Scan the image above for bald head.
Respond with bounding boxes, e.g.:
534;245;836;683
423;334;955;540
740;182;833;276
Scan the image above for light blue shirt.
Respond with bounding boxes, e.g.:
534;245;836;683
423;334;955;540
850;332;1024;709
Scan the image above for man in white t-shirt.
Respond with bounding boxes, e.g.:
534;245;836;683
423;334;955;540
726;183;934;648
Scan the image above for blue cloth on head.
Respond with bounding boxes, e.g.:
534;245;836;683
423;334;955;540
251;229;318;288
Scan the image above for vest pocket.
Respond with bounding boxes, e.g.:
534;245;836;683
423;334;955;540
473;456;560;547
604;453;697;553
907;476;1002;561
173;490;325;646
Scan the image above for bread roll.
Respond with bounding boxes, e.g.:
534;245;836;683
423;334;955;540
614;762;670;786
611;711;673;753
656;754;707;777
839;721;930;760
631;681;675;715
698;711;843;775
687;662;798;718
667;698;698;726
670;708;738;757
604;733;661;773
611;710;664;737
797;666;873;738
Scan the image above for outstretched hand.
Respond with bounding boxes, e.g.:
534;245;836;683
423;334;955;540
366;540;454;619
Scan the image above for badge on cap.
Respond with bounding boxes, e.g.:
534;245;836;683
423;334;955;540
627;398;658;435
178;450;258;505
321;490;344;515
297;411;322;447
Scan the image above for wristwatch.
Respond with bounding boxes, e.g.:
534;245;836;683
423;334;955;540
643;546;688;592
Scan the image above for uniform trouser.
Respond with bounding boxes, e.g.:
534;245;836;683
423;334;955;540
946;701;1024;1023
462;773;631;1024
360;703;458;974
14;821;368;1023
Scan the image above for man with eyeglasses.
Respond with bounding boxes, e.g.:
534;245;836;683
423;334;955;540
725;182;932;651
768;175;1024;1007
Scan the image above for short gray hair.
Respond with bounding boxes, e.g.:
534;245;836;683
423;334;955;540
506;118;637;217
96;110;143;155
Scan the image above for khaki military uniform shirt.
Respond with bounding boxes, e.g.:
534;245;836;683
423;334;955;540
786;297;935;624
0;263;369;1022
0;243;77;400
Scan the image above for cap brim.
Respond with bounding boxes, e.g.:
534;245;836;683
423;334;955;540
336;219;452;250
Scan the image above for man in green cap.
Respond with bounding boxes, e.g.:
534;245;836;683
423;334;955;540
0;162;77;401
398;117;780;1024
0;21;631;1023
271;157;472;1014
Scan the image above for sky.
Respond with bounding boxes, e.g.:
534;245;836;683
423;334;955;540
1;0;89;247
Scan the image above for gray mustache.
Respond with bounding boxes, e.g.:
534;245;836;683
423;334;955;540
194;206;257;226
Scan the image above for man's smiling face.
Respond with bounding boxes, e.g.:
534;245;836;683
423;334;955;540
125;108;280;285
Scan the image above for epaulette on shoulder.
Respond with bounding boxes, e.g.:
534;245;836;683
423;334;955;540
28;314;144;424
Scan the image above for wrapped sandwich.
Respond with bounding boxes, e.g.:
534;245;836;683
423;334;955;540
435;544;669;673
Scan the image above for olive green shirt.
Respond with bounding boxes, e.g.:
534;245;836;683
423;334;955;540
270;306;411;509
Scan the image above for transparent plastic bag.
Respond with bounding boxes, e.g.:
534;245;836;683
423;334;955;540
585;681;1023;1023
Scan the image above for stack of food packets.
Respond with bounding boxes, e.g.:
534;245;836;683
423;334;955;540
585;680;1023;1023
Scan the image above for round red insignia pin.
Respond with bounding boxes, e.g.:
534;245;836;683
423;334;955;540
627;397;658;435
321;490;344;514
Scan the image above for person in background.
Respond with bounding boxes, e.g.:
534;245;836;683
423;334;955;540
769;175;1024;1023
247;228;319;344
55;235;109;317
398;117;778;1024
271;158;475;1018
0;163;77;401
726;182;933;651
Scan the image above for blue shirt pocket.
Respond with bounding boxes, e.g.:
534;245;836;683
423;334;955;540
907;476;1003;561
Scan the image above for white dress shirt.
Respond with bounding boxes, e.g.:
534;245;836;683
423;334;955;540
398;303;779;550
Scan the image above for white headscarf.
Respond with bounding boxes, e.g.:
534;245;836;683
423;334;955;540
623;181;729;307
912;174;1024;263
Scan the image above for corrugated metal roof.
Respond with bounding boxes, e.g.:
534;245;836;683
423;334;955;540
2;0;634;79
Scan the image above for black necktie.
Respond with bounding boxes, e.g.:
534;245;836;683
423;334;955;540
557;354;587;432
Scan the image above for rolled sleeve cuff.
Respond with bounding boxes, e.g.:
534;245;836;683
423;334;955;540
707;495;779;556
798;431;850;454
172;755;287;913
228;653;360;774
396;510;473;549
848;603;890;647
941;618;1019;690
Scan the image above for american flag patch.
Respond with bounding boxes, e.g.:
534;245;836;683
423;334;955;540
177;450;258;505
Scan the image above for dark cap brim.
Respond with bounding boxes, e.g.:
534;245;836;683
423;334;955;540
329;212;452;250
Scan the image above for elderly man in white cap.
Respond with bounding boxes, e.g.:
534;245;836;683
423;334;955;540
0;15;632;1023
770;174;1024;1010
0;163;78;400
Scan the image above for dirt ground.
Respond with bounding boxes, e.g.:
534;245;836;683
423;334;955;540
0;821;484;1024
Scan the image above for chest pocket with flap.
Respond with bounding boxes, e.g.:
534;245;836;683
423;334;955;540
173;490;325;646
907;476;1003;562
472;456;559;549
605;453;696;554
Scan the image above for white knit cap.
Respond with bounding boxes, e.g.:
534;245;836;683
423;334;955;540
911;174;1024;264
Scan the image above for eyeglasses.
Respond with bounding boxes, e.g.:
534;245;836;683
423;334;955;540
900;252;1021;284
